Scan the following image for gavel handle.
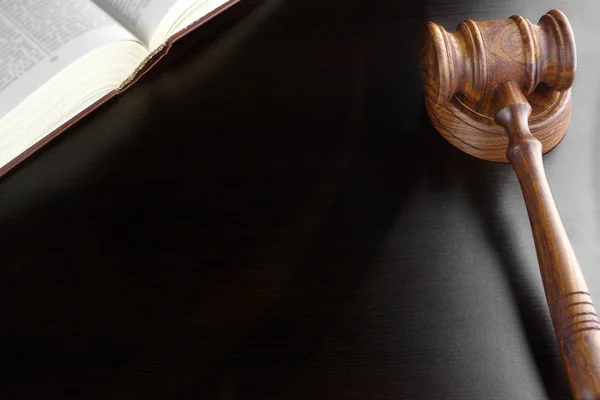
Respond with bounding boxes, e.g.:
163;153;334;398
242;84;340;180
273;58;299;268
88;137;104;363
494;81;600;399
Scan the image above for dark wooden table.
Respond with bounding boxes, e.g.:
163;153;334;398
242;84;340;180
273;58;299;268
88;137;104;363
1;0;599;398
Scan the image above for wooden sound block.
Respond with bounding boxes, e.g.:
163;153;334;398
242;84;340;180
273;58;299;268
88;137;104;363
425;86;571;162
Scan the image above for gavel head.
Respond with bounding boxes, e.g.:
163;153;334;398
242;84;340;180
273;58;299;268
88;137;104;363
422;9;576;106
420;9;577;162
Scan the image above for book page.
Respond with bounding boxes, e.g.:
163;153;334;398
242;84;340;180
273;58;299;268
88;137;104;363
93;0;180;46
0;0;139;118
93;0;216;50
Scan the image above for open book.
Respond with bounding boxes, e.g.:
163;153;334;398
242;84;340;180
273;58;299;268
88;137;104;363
0;0;238;176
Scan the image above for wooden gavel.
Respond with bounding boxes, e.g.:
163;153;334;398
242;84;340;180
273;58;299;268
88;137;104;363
421;10;600;399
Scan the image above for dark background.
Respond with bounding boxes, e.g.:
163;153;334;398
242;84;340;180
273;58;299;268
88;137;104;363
1;0;599;398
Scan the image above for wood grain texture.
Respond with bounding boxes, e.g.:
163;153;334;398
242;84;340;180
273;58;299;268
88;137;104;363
494;81;600;399
421;9;576;162
424;87;571;162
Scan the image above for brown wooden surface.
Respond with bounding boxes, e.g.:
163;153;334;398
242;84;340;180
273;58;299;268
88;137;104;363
494;81;600;399
3;1;600;399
